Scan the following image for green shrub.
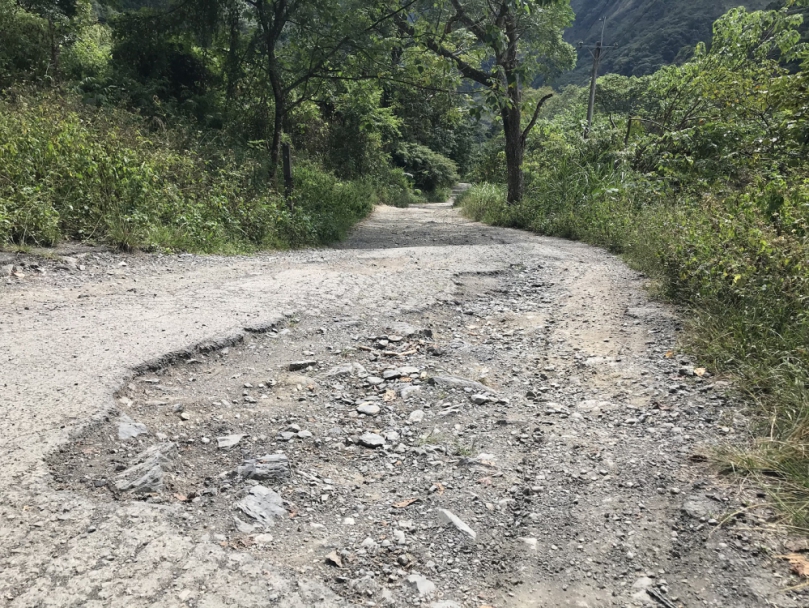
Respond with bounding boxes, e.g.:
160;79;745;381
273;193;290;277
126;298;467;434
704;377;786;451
0;92;375;252
392;142;459;194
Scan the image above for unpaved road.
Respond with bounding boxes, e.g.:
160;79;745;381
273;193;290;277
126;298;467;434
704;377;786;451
0;200;805;607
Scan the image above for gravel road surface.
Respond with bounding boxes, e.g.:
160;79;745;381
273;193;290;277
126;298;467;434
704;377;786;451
1;199;804;607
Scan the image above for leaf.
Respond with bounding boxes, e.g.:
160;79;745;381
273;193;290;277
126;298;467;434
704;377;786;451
664;351;674;359
325;550;343;568
779;553;809;578
694;368;707;377
383;389;396;402
173;493;188;502
393;497;420;508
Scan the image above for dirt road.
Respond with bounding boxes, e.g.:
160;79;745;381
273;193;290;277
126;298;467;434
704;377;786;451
0;199;803;607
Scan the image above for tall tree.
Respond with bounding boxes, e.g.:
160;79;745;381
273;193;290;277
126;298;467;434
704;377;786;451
393;0;575;202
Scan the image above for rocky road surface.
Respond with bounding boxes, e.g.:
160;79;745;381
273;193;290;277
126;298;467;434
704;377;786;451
1;195;807;608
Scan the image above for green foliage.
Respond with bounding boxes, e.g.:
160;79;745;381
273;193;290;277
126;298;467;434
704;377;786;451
0;92;376;251
0;0;52;86
463;5;809;523
392;143;459;194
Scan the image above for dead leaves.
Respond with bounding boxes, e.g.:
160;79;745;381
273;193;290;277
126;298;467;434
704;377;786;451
325;550;343;568
694;367;707;377
393;497;420;508
779;553;809;578
383;389;396;402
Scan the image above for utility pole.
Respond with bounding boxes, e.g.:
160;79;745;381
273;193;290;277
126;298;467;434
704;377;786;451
581;18;612;138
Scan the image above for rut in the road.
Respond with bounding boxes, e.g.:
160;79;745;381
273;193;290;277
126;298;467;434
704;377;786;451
47;248;799;608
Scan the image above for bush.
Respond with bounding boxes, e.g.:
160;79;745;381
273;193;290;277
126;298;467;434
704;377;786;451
392;142;459;194
0;92;375;252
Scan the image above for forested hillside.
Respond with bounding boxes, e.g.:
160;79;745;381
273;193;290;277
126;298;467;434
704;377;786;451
559;0;772;84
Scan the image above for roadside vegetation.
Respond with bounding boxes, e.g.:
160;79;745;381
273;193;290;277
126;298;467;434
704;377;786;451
460;3;809;526
0;0;467;251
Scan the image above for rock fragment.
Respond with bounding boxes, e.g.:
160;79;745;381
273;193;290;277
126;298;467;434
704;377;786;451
217;434;246;449
235;485;286;527
357;402;381;416
359;433;385;448
117;414;148;440
237;454;290;481
288;360;317;371
404;574;436;597
115;442;176;493
437;508;476;539
428;375;494;394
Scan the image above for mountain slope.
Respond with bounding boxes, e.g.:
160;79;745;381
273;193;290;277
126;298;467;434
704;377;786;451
558;0;774;85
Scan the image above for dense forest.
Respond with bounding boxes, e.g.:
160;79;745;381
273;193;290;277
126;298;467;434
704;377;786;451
2;0;809;520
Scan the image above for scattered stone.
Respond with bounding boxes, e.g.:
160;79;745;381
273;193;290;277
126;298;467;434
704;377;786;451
682;495;718;520
359;433;385;448
325;362;367;377
297;430;313;439
235;485;286;527
357;402;381;416
325;550;343;568
115;442;176;493
519;537;538;552
117;414;148;440
387;322;432;338
234;516;257;533
288;360;317;371
254;533;274;544
430;602;461;608
470;393;493;405
238;454;290;481
408;410;425;423
437;508;476;539
404;574;436;597
217;434;246;449
366;376;385;386
382;369;401;380
400;386;421;400
428;375;494;394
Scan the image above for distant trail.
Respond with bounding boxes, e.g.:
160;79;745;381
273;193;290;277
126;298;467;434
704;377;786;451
0;200;800;607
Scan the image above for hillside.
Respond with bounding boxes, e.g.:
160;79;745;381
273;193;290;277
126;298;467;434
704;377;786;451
558;0;774;85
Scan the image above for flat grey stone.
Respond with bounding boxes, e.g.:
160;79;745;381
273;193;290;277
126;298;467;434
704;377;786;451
297;430;313;439
238;454;290;481
359;433;385;448
117;414;148;440
382;369;401;380
408;410;425;423
236;485;286;527
366;376;385;386
399;366;420;377
400;385;421;400
404;574;436;597
437;508;476;539
387;322;432;338
428;375;495;394
278;431;296;441
217;434;246;449
115;442;176;493
325;362;367;377
288;360;317;371
357;402;381;416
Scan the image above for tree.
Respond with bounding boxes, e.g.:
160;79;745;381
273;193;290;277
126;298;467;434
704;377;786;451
393;0;575;202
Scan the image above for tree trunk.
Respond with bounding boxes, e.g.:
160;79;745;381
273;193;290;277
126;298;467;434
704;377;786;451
502;96;524;204
267;43;285;187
